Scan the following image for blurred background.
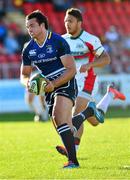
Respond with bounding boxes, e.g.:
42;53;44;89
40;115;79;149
0;0;130;114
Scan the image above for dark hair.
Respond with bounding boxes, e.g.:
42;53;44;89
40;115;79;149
66;8;83;22
26;10;49;30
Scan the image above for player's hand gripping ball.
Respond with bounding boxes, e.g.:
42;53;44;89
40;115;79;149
29;73;47;95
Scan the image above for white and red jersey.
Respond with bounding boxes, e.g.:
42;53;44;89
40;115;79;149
62;30;104;99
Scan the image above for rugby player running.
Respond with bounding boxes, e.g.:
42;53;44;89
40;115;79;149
56;8;126;157
20;10;79;168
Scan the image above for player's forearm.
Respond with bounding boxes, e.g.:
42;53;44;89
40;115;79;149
20;65;32;87
52;68;76;88
90;52;111;68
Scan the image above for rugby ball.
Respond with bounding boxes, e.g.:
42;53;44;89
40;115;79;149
29;73;47;95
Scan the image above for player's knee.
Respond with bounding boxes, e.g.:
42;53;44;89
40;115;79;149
52;111;66;126
52;112;58;125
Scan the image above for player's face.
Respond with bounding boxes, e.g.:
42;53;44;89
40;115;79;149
64;14;81;35
26;18;44;39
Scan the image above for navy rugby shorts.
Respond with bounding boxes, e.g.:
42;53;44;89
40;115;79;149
45;77;78;116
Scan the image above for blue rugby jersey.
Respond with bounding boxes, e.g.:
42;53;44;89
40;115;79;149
22;31;71;80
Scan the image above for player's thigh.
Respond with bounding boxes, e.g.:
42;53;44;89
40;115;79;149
73;96;89;115
52;95;73;126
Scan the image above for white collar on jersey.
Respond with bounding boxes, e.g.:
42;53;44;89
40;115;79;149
35;31;48;48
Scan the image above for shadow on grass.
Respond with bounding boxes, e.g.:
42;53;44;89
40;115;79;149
78;157;89;161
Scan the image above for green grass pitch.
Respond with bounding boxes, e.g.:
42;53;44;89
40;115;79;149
0;107;130;179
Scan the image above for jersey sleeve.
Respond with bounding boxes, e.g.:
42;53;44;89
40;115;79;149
91;37;105;57
22;45;31;66
57;36;71;58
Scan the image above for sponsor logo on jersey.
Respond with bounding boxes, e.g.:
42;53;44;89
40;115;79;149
76;43;84;49
71;51;85;56
46;45;53;54
33;57;57;64
29;49;37;56
38;53;45;58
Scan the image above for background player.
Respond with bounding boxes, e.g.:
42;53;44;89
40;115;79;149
56;8;125;155
57;8;110;150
